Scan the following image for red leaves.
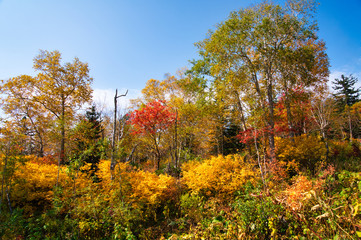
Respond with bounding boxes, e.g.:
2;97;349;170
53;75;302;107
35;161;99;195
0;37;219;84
129;100;176;135
237;127;272;144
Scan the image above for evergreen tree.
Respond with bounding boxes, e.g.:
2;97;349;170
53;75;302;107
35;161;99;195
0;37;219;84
83;105;103;172
332;74;360;141
85;105;103;142
332;74;360;110
71;105;104;180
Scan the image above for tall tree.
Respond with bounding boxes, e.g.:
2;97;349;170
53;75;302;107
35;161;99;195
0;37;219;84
197;0;328;161
32;50;93;167
1;50;93;186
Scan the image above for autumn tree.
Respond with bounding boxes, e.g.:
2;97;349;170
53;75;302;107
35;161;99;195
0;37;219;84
197;0;329;161
136;73;216;165
129;100;176;170
1;50;93;186
310;94;334;157
31;50;93;165
0;75;53;157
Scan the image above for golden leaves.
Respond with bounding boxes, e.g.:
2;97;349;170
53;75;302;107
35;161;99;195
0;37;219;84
182;154;257;198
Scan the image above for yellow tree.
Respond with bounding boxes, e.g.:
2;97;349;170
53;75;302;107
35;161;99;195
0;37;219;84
1;50;93;186
197;0;329;161
0;75;53;157
32;50;93;166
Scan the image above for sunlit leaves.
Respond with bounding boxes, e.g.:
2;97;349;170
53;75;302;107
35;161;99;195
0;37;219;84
129;100;176;136
182;154;257;198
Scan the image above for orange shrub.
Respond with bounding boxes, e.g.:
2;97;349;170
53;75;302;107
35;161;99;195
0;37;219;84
281;175;314;211
182;154;257;198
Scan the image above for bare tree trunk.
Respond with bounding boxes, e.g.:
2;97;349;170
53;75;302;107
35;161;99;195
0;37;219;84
110;89;128;179
110;89;118;173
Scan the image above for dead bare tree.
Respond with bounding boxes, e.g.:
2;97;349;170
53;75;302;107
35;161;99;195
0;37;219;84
110;89;128;178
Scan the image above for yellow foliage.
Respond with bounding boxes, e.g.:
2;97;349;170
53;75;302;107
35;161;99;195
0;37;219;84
11;156;97;213
275;134;327;173
126;170;177;206
97;160;177;207
182;154;257;198
12;159;69;211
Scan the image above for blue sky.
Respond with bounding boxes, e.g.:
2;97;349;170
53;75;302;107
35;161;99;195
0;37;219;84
0;0;360;107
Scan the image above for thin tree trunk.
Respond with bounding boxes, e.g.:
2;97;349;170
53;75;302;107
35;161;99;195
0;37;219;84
6;183;12;213
267;81;276;162
253;128;266;188
110;89;127;178
321;128;329;160
153;135;161;170
234;90;253;157
111;89;118;174
284;86;295;138
174;110;178;169
57;95;65;187
1;155;7;206
60;96;65;165
348;108;353;142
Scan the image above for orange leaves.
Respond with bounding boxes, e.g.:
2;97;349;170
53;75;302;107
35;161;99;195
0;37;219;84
281;175;314;211
182;154;257;198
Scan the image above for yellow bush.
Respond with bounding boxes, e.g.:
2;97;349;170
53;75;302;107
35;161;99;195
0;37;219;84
12;160;69;211
11;156;98;213
97;160;177;207
182;154;257;198
126;170;177;206
275;134;327;174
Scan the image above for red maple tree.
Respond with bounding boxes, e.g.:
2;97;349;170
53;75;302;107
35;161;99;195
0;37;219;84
129;100;176;169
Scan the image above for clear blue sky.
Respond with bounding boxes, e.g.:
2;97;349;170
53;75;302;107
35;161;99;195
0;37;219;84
1;0;360;105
